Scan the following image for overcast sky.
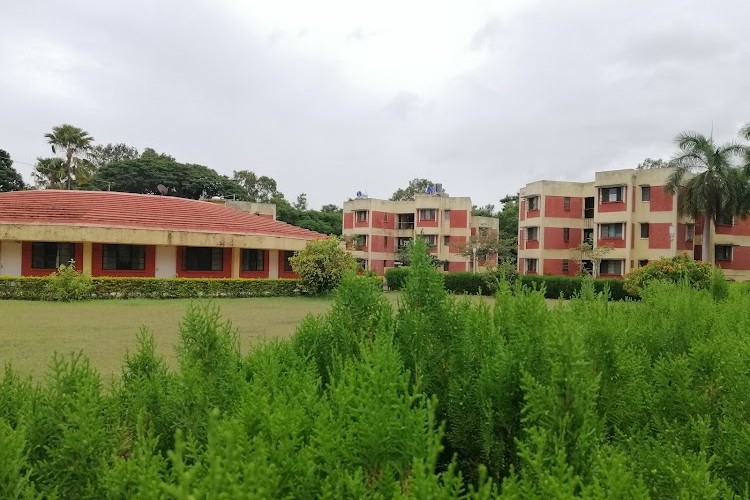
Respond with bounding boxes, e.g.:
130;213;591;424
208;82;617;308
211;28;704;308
2;0;749;209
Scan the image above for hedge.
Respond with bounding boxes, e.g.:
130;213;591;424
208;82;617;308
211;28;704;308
0;276;301;300
386;268;631;300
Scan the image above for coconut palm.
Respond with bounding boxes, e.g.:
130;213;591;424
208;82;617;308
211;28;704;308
665;131;747;264
44;124;94;190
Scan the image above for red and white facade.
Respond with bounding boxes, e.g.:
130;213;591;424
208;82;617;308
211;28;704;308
342;194;499;275
0;190;325;279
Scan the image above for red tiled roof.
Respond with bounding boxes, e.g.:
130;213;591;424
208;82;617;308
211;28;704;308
0;190;325;240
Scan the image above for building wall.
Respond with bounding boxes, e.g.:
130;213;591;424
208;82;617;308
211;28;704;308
0;241;22;276
155;245;177;278
518;168;706;278
341;194;493;274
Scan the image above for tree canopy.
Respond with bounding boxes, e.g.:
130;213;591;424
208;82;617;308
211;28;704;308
43;124;95;190
390;178;444;201
0;149;25;192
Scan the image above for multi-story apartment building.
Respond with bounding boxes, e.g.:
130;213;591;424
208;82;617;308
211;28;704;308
518;167;750;280
342;193;499;275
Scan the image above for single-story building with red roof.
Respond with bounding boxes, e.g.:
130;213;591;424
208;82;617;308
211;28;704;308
0;190;326;279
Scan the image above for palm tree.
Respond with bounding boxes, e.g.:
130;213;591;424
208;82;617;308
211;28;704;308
665;131;747;264
44;124;94;190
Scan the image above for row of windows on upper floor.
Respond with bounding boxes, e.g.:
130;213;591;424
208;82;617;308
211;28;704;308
354;208;450;224
350;234;459;250
525;186;657;214
524;223;697;242
30;243;294;273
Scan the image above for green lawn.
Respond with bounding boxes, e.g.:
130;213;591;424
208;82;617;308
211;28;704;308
0;297;339;381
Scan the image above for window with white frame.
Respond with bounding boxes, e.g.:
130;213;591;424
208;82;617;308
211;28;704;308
686;224;695;240
444;210;451;221
354;234;368;248
421;234;437;247
600;223;624;239
599;259;623;275
527;196;540;210
641;186;651;202
418;208;436;220
355;210;368;222
526;227;539;240
526;258;538;273
600;186;624;203
640;223;650;239
715;245;732;261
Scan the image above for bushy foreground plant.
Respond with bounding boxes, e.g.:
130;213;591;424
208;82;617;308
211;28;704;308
43;261;94;301
624;254;724;298
289;237;357;294
3;240;750;497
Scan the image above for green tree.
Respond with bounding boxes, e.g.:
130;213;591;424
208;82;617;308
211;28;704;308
289;237;357;294
471;204;496;217
497;195;519;262
637;158;671;170
390;178;443;201
294;193;308;210
0;149;25;192
89;143;139;169
32;157;67;189
231;170;281;203
94;150;246;200
741;122;750;169
44;124;95;190
665;131;747;264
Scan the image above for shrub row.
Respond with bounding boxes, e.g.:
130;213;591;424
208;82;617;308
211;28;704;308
0;276;300;300
386;267;630;300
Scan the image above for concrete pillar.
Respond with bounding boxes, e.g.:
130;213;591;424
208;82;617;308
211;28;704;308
82;242;93;276
0;241;22;276
155;245;177;278
268;250;279;278
231;247;241;278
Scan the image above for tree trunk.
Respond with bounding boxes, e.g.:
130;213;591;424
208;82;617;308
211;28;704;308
702;215;712;264
66;149;73;190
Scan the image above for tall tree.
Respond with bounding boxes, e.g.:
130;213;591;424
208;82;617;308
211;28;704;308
232;170;281;203
32;157;67;189
44;124;95;190
294;193;308;210
0;149;25;192
497;195;519;263
89;143;139;169
390;178;444;201
741;122;750;170
665;131;747;264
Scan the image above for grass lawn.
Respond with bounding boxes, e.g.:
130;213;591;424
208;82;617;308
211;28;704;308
0;297;338;381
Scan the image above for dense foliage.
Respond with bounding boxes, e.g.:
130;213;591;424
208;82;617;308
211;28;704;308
3;240;750;497
0;275;300;300
624;254;724;298
386;266;629;300
289;238;357;294
0;149;25;192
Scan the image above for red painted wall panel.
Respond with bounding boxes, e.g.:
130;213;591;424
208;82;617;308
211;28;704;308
519;201;526;221
716;218;750;236
598;238;626;248
525;240;540;249
542;258;579;276
544;196;583;218
417;218;438;228
92;244;156;277
448;235;466;253
649;186;673;212
449;210;469;229
369;235;394;253
449;261;467;272
716;246;750;270
676;223;693;251
598;201;627;213
527;209;540;218
371;211;395;230
544;227;582;250
343;212;353;229
21;242;84;277
648;223;671;249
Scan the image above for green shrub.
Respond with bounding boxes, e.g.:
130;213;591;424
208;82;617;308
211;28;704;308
384;267;410;291
0;276;300;300
623;254;719;298
289;237;357;294
43;261;94;301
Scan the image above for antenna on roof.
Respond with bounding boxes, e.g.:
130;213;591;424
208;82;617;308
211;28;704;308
157;184;168;195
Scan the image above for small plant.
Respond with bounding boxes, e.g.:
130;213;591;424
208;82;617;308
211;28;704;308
43;260;93;301
623;254;720;298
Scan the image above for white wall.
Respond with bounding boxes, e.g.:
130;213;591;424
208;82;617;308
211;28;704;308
154;245;176;278
0;241;22;276
268;250;279;278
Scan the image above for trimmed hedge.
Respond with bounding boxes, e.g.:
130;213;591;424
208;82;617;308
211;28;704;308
387;268;631;300
0;276;301;300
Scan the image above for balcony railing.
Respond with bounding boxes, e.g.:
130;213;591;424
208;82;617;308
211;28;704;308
397;222;415;230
